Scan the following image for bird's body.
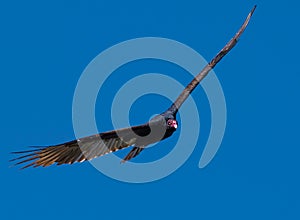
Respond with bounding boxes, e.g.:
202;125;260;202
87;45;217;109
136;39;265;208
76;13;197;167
11;6;256;169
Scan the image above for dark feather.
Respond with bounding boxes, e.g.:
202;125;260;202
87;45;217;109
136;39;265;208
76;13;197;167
122;147;145;163
11;123;151;168
10;6;256;169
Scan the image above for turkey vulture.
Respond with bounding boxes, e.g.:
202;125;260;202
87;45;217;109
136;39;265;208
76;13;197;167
11;6;256;169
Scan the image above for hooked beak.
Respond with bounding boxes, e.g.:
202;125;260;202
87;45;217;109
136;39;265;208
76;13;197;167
172;121;178;129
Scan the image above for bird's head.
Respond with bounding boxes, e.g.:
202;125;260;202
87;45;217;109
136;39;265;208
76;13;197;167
167;119;178;130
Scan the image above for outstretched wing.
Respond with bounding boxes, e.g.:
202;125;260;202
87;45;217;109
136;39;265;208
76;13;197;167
167;5;257;115
11;124;151;169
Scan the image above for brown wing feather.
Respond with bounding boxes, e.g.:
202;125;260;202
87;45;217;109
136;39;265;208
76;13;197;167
122;147;145;163
11;124;150;169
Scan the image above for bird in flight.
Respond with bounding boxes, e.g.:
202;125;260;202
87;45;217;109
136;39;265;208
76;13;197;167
11;6;256;169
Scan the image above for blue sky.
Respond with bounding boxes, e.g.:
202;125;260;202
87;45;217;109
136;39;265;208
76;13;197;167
1;0;299;219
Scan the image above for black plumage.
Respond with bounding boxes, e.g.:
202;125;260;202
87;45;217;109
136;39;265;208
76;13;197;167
11;6;256;168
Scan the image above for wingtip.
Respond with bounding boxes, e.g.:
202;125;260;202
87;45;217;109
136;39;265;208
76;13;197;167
9;162;31;170
251;5;257;15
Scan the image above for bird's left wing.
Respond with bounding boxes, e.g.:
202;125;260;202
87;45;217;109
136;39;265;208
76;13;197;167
11;124;151;169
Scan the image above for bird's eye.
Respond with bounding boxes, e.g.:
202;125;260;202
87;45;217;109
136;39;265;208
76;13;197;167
167;120;174;126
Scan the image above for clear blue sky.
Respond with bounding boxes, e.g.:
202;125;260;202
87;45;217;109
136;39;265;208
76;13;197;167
1;0;299;219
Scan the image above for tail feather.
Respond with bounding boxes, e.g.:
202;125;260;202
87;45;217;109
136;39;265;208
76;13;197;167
121;147;145;163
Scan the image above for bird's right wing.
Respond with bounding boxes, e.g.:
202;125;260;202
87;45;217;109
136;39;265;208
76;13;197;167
11;124;151;169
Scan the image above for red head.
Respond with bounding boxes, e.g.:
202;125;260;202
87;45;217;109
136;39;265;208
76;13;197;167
167;119;178;129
